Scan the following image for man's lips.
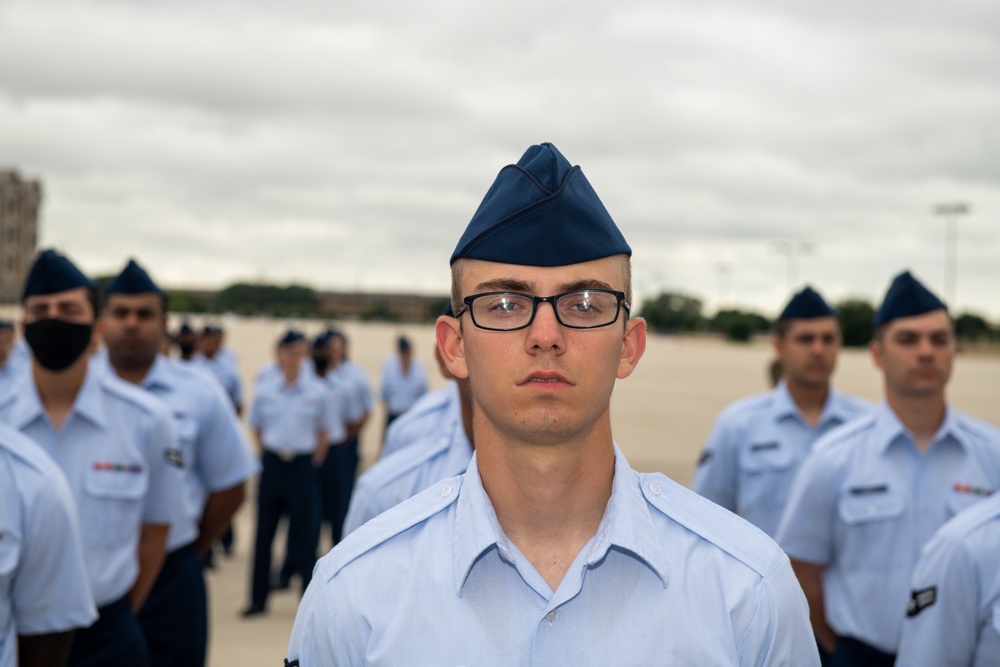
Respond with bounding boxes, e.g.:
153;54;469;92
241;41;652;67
519;371;572;386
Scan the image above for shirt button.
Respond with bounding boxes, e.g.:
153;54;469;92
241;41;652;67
649;483;662;496
545;610;558;624
440;485;453;498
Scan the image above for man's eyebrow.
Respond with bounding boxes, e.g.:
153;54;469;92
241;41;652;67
472;279;534;293
471;278;617;294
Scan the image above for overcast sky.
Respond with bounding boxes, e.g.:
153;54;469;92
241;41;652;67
2;0;998;317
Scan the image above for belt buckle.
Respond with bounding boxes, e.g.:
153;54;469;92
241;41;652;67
279;451;296;462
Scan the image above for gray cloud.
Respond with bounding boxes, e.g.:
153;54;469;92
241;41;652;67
1;0;997;317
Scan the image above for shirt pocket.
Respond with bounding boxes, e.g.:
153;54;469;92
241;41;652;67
737;442;797;510
81;466;148;548
837;488;906;569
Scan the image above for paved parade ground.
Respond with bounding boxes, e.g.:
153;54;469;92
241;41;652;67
199;319;999;666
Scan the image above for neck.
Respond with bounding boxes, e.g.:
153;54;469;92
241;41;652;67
784;378;830;427
283;369;299;385
475;418;614;590
112;358;154;385
459;386;474;449
886;389;947;450
32;357;89;425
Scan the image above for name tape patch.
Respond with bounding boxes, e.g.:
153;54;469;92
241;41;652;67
849;484;889;496
750;442;779;452
92;461;143;474
907;586;937;617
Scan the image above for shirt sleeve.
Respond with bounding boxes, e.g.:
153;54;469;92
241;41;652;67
737;555;821;667
247;389;265;430
895;534;979;667
14;469;98;634
775;448;837;565
692;412;739;512
287;566;365;666
195;384;259;493
142;407;189;526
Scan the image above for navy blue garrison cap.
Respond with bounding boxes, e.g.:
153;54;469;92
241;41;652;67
22;249;95;300
778;286;836;321
313;331;331;348
450;142;631;267
873;271;947;329
178;322;194;335
106;259;166;297
278;329;306;347
0;319;13;331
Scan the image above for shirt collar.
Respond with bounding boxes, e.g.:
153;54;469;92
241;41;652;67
139;355;175;393
11;362;108;430
773;380;853;427
873;401;963;454
453;444;668;596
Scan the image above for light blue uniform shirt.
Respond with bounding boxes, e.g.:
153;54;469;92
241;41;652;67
289;445;820;666
194;352;243;410
323;370;366;434
249;375;338;454
379;355;428;416
896;490;1000;667
99;356;260;552
693;381;872;537
776;403;1000;654
336;360;373;416
0;424;97;667
343;403;472;535
0;367;188;607
382;381;460;458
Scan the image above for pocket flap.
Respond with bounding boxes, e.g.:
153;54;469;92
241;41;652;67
839;487;905;524
85;463;148;499
174;417;198;441
739;441;795;472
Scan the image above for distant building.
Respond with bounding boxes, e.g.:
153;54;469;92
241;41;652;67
0;170;41;302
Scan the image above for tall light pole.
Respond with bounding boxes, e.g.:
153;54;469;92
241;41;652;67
770;241;816;292
933;202;969;308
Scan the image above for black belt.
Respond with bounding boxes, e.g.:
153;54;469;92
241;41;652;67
263;450;311;462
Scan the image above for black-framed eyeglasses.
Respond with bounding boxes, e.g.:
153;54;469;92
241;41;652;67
454;290;630;331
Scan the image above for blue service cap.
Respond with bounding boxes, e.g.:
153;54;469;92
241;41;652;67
21;249;95;300
278;329;306;347
778;286;836;321
450;142;631;267
397;335;411;353
106;259;166;297
873;270;947;329
0;319;13;331
177;322;194;335
313;331;331;348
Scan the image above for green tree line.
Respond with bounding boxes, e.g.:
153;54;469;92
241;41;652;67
638;290;1000;346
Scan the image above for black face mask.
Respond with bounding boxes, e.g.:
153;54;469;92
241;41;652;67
24;319;94;372
179;342;195;357
312;356;329;376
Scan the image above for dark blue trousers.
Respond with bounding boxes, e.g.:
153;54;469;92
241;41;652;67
831;637;895;667
68;594;150;667
251;452;318;606
137;542;207;667
279;438;358;585
320;436;360;545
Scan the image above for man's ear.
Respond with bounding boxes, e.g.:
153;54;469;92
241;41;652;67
436;315;468;379
617;317;646;379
